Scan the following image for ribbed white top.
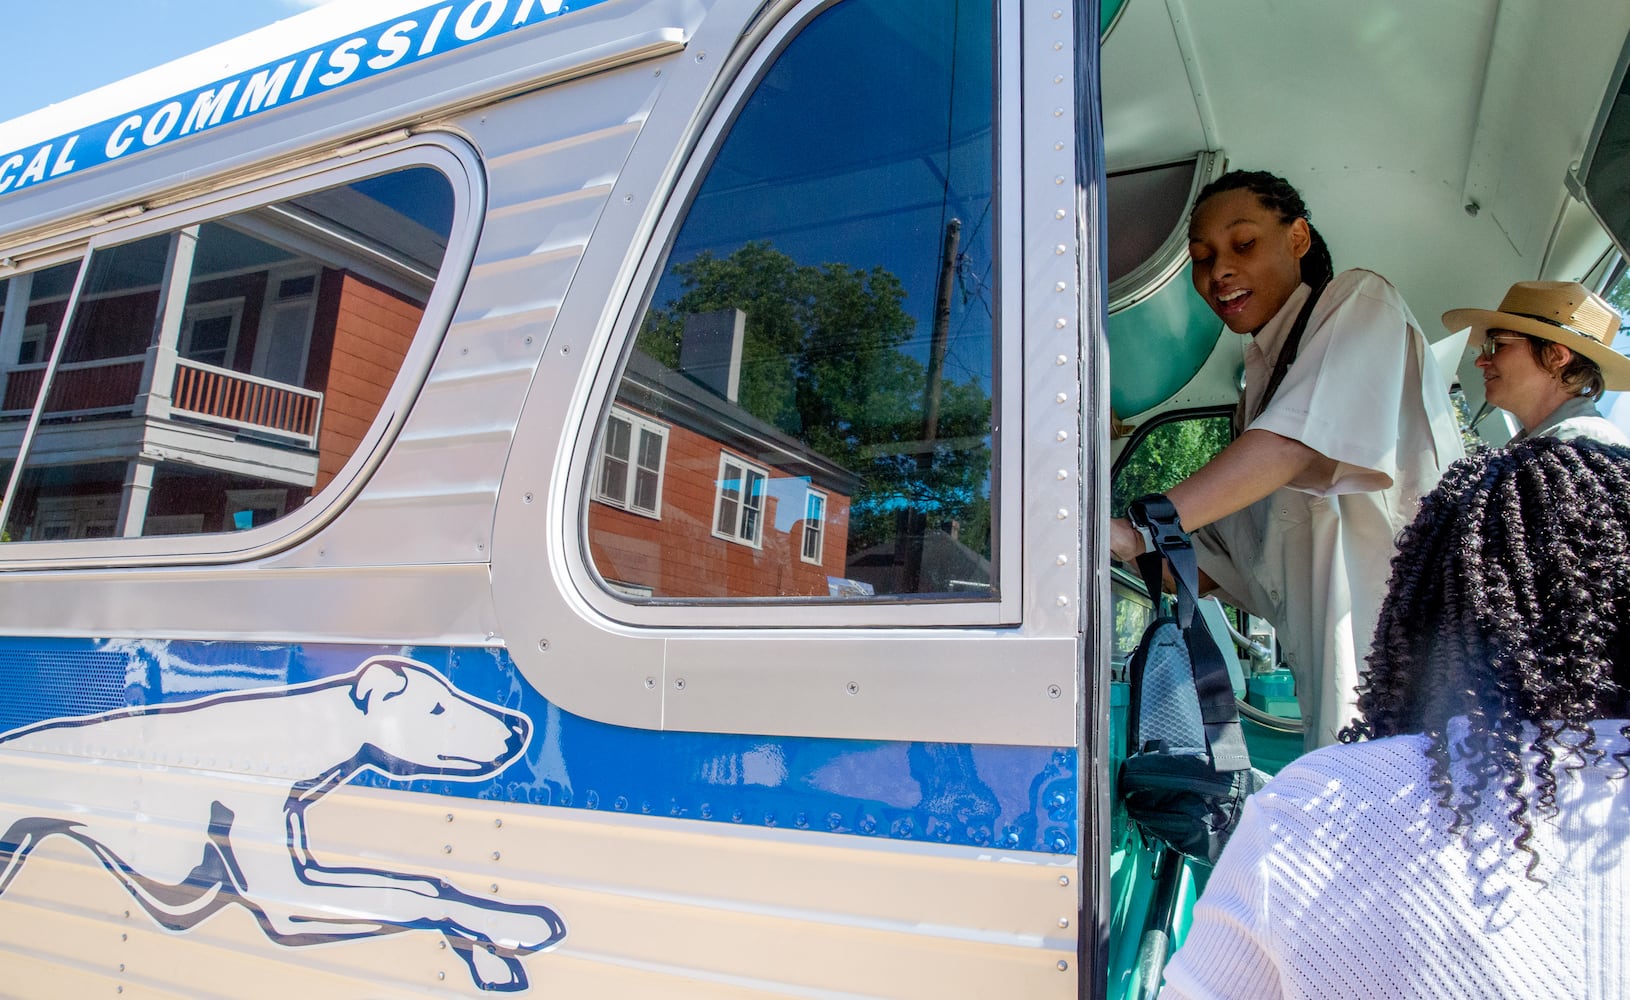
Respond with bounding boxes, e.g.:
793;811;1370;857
1160;721;1630;999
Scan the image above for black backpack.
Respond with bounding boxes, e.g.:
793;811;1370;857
1119;495;1263;866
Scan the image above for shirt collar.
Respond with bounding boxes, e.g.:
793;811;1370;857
1248;282;1314;368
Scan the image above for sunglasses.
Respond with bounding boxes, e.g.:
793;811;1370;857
1477;335;1529;362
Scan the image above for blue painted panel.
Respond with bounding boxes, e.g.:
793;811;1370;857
1107;277;1224;417
0;638;1077;855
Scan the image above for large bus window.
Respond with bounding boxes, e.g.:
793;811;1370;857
0;166;453;543
588;0;996;601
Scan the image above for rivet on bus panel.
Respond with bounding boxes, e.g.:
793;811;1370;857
1058;875;1070;887
537;638;550;652
1059;917;1071;928
1057;961;1070;973
1056;431;1069;442
1056;595;1069;607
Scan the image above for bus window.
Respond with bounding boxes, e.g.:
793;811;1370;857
588;0;996;601
0;166;454;543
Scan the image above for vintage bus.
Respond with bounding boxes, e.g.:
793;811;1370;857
0;0;1627;996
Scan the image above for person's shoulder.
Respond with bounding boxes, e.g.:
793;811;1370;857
1256;733;1431;804
1313;268;1418;339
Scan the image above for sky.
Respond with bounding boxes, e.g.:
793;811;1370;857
0;0;332;124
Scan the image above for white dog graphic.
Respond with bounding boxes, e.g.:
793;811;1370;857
0;655;564;992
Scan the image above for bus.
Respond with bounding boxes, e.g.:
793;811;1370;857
0;0;1627;996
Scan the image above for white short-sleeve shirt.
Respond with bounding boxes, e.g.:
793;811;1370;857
1195;270;1463;748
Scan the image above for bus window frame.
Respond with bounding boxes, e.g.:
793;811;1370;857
558;0;1027;629
0;135;485;570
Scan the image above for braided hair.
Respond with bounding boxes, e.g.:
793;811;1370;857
1341;437;1630;875
1193;169;1336;289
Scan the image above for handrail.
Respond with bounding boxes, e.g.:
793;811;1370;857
171;359;323;447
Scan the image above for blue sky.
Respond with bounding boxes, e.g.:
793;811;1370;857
0;0;328;123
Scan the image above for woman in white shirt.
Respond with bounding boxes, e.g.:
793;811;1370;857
1160;437;1630;1000
1445;280;1630;446
1110;170;1463;748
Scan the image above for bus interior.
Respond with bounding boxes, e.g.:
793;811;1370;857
1101;0;1630;994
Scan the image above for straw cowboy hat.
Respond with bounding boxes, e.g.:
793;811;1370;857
1443;281;1630;391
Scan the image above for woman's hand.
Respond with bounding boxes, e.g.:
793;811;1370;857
1109;517;1145;563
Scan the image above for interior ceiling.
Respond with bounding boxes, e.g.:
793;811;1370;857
1101;0;1630;387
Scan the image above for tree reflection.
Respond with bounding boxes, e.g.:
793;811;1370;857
638;242;993;579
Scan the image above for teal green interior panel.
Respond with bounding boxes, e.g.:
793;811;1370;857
1102;0;1129;35
1107;278;1223;417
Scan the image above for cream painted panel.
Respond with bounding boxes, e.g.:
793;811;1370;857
0;780;1076;998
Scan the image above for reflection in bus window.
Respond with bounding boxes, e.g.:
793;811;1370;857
0;260;86;535
590;0;996;600
0;167;454;543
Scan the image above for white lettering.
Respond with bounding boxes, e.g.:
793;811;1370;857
291;50;324;98
369;20;417;71
512;0;564;25
49;135;78;177
455;0;504;41
18;145;51;185
182;83;239;134
107;116;143;158
235;61;296;118
318;39;366;87
142;102;184;147
0;153;24;194
420;7;453;55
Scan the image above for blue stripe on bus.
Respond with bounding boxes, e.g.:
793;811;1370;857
0;637;1077;854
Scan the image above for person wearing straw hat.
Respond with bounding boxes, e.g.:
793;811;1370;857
1443;280;1630;446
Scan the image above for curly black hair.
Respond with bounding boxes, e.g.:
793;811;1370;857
1340;437;1630;875
1192;169;1336;290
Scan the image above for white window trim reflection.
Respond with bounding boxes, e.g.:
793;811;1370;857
595;406;668;519
800;489;826;564
180;298;246;368
712;453;768;549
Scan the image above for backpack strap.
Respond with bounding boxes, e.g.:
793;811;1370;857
1250;278;1330;422
1127;495;1252;773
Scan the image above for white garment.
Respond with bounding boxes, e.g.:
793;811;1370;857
1195;271;1463;748
1512;393;1630;447
1159;720;1630;1000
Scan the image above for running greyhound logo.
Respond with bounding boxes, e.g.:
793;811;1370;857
0;656;564;992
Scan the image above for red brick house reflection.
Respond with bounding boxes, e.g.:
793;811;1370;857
0;187;440;541
588;345;860;600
